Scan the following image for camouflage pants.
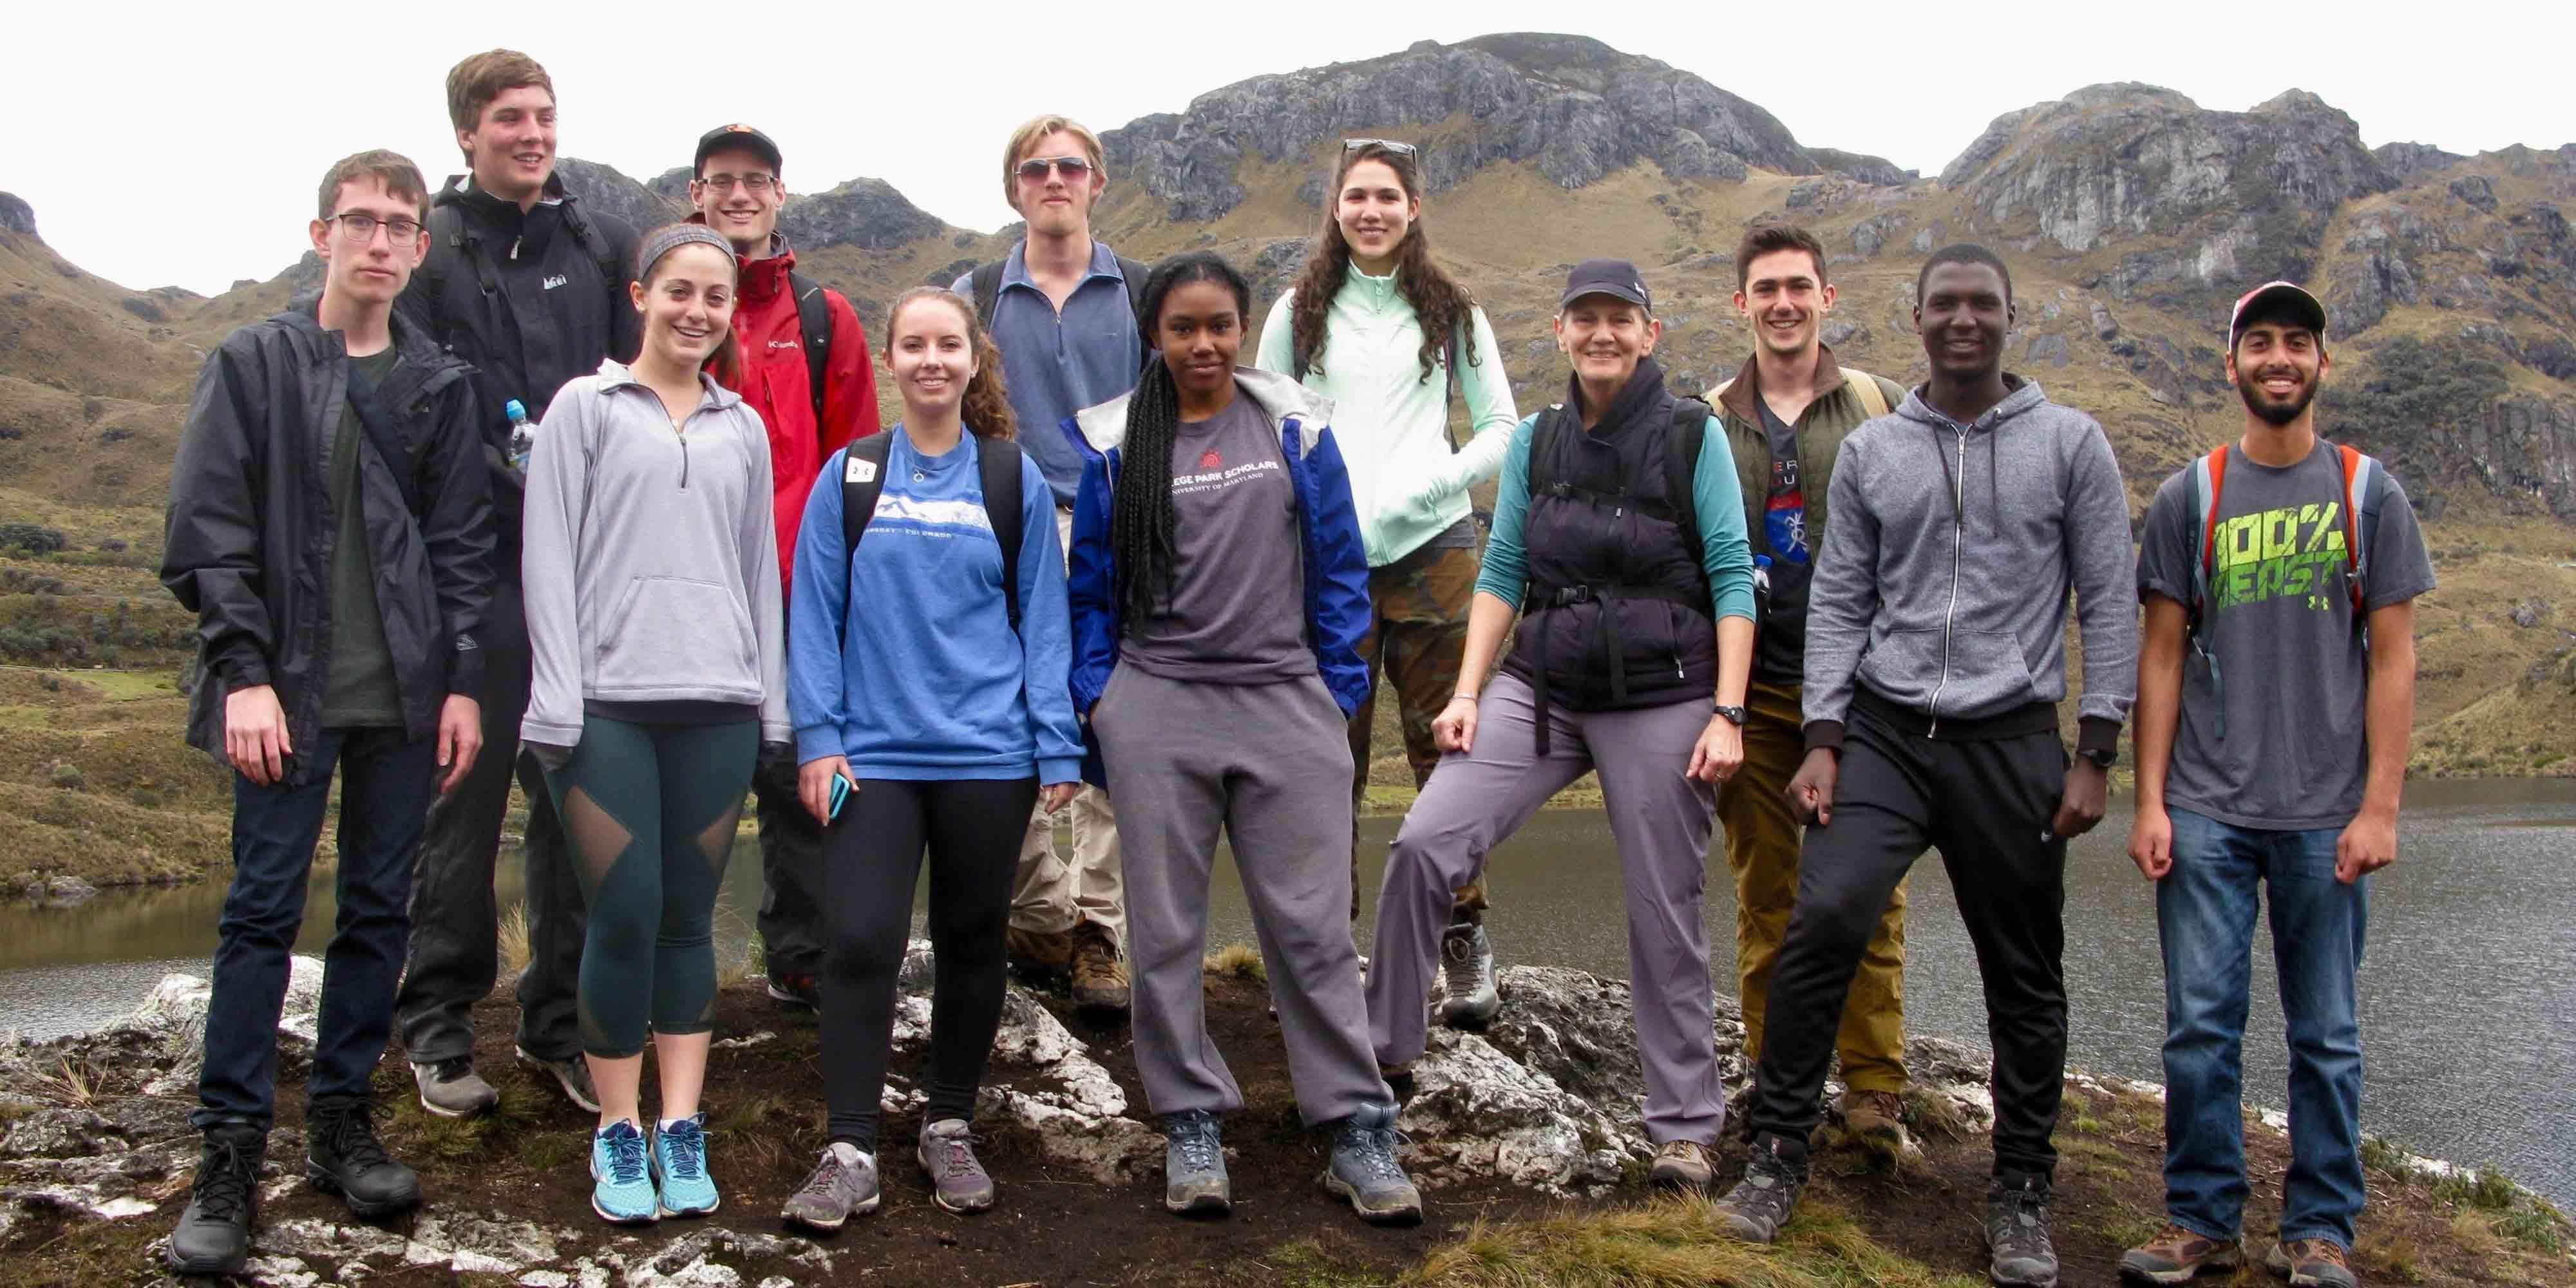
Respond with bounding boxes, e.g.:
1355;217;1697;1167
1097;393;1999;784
1350;542;1488;923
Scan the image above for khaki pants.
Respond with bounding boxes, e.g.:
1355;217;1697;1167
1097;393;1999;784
1013;507;1122;942
1717;679;1908;1094
1348;543;1489;921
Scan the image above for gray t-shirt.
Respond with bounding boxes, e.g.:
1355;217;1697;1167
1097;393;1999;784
1122;395;1316;684
2137;440;2436;829
322;348;402;728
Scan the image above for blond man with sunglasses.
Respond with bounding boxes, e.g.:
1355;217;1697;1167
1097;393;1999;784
951;115;1148;1015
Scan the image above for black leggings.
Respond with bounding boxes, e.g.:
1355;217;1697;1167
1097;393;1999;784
822;775;1037;1151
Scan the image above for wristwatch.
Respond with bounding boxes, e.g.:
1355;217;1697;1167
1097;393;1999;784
2077;745;2117;770
1713;705;1748;727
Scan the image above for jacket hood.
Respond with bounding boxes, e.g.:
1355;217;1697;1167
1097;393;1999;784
1893;373;2049;432
1069;365;1334;458
435;171;572;213
1714;345;1849;425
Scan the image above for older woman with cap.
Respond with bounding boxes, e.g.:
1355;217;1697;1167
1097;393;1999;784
519;221;787;1226
1365;258;1756;1191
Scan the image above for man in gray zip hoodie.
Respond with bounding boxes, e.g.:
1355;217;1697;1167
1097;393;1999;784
1715;246;2137;1288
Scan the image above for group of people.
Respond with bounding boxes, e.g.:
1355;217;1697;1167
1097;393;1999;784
154;46;2430;1288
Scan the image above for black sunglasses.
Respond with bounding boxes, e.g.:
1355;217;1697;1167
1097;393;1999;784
1341;138;1419;157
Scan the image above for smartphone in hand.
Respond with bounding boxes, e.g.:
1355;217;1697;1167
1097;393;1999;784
828;772;855;822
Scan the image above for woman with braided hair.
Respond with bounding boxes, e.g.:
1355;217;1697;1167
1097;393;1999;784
1063;252;1418;1226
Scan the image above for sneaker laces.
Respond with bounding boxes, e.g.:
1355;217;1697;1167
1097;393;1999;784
600;1124;649;1186
1166;1113;1222;1173
660;1119;706;1180
796;1150;848;1198
931;1127;985;1175
1441;932;1483;996
314;1101;390;1170
427;1056;475;1083
191;1138;256;1223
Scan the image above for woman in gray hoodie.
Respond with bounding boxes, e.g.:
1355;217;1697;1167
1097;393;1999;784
519;223;788;1226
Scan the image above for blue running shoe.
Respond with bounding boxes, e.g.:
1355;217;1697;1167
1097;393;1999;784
652;1115;720;1218
589;1121;657;1225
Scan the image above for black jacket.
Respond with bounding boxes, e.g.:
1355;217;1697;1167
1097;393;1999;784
395;173;639;577
162;303;495;784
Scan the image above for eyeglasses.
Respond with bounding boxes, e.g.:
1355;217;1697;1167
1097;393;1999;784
1016;155;1095;183
1342;138;1419;157
325;213;423;248
699;173;776;194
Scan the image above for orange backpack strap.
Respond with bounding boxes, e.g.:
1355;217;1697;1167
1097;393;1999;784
2337;443;2380;619
2190;445;2230;625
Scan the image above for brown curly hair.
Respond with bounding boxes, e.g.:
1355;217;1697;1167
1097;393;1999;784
1286;143;1479;386
882;288;1017;440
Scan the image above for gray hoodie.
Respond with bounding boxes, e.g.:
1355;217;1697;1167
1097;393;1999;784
1801;375;2136;754
520;361;788;750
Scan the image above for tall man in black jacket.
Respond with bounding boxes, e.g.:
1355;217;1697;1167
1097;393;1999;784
393;48;639;1118
160;149;493;1276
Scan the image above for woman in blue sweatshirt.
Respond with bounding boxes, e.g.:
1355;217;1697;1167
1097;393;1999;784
779;287;1079;1229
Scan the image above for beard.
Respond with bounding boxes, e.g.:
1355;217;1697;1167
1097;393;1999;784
2236;368;2318;426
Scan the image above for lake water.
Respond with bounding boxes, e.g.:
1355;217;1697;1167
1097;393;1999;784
5;779;2570;1206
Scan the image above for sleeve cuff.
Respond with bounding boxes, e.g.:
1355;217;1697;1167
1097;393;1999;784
794;724;843;766
444;637;486;699
1038;756;1083;786
2076;716;2123;759
1802;719;1846;753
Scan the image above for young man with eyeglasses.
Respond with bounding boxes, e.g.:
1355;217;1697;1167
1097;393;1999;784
950;114;1146;1015
393;48;639;1121
682;123;880;1012
160;149;494;1275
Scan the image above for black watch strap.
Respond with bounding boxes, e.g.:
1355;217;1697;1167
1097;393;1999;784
2078;745;2118;769
1713;705;1748;727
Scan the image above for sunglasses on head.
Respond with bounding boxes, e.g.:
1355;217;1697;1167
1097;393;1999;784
1016;155;1095;182
1341;138;1419;157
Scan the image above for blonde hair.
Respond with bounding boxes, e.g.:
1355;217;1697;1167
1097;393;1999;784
999;114;1104;203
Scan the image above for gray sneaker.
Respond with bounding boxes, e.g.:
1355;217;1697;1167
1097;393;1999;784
1162;1110;1230;1216
1321;1103;1421;1226
916;1119;996;1214
781;1143;878;1231
516;1046;600;1113
412;1057;497;1119
1439;922;1500;1028
1985;1177;2060;1287
1714;1136;1808;1244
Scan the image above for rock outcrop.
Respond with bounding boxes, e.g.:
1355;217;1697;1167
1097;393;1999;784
554;157;685;236
0;193;35;239
1103;33;1819;222
776;178;947;253
1808;147;1915;187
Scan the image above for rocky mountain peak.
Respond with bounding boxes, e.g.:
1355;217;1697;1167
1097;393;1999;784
1099;33;1821;223
0;192;36;238
554;157;685;236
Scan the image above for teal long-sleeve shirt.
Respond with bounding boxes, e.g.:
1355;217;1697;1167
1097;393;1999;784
1474;412;1758;623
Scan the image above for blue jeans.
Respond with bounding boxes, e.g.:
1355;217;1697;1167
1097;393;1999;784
2158;807;2369;1248
196;726;437;1131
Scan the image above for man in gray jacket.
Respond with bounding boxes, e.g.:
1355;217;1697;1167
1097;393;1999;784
1714;245;2137;1288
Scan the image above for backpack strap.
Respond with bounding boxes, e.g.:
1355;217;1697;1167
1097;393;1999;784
840;432;894;556
969;260;1006;330
1666;397;1709;569
1115;255;1153;374
1844;368;1890;420
980;438;1026;633
556;197;627;313
2191;444;2230;627
789;272;833;431
2338;444;2380;620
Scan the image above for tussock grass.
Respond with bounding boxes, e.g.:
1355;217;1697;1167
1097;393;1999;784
2354;1228;2424;1283
28;1054;106;1110
381;1077;544;1166
709;1090;794;1173
1204;942;1267;983
1407;1196;1983;1288
496;904;531;977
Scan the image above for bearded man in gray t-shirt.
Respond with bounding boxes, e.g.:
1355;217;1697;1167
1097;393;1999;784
2120;281;2435;1288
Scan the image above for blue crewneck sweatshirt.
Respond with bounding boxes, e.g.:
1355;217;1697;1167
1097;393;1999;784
788;425;1083;784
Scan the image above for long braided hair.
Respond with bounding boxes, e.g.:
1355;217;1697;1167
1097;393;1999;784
1113;252;1253;625
881;287;1017;439
1287;142;1479;384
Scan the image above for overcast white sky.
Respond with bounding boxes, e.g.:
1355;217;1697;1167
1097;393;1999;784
10;1;2571;296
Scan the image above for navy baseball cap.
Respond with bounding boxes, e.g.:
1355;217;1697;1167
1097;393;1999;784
694;124;783;176
1560;258;1653;312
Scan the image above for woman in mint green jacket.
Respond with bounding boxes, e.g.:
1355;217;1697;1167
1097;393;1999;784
1252;139;1517;1025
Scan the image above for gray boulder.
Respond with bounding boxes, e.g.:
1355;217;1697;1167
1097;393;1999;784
554;156;685;236
778;177;947;252
0;193;37;238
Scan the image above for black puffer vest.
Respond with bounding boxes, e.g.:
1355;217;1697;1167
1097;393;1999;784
1502;358;1716;749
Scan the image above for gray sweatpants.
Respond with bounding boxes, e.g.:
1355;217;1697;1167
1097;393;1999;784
1091;664;1391;1128
1370;671;1723;1145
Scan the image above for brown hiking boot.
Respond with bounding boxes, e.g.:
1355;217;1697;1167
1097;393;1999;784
2264;1238;2356;1288
1839;1088;1918;1162
1006;925;1074;978
2119;1223;2244;1284
1070;923;1130;1013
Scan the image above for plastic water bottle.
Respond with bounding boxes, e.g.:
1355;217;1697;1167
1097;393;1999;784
505;400;535;475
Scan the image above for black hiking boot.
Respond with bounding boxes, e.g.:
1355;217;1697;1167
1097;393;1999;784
1713;1134;1808;1244
167;1123;263;1275
305;1095;421;1218
1984;1175;2060;1287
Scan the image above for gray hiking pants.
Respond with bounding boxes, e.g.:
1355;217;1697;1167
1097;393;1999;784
1091;665;1391;1128
1368;671;1723;1145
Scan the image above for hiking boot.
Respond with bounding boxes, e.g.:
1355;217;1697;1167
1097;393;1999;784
1649;1139;1716;1191
781;1142;878;1231
1007;925;1075;978
1162;1109;1230;1216
1984;1177;2060;1287
166;1124;263;1275
1321;1103;1422;1226
1840;1088;1917;1161
1714;1136;1808;1244
1438;922;1500;1029
305;1095;420;1218
765;972;820;1011
651;1114;719;1217
2120;1223;2244;1284
412;1056;498;1119
589;1120;658;1225
1070;923;1131;1013
917;1118;997;1213
518;1046;601;1113
2265;1238;2358;1288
